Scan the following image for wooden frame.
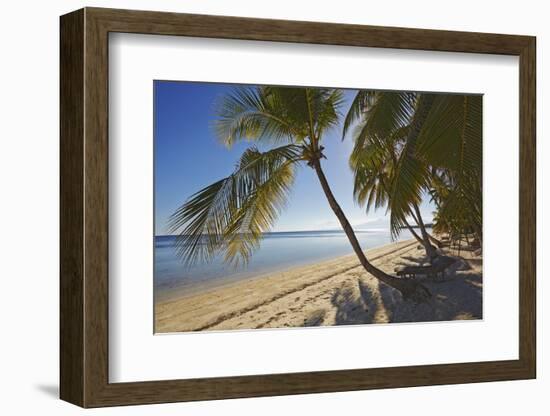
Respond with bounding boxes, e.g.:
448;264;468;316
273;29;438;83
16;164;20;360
60;7;536;408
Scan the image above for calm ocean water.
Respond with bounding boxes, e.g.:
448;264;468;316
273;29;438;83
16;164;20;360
154;229;416;300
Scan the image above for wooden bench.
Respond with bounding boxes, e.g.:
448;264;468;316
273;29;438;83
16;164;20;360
396;256;456;280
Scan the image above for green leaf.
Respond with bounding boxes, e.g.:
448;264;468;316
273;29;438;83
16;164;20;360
168;144;302;267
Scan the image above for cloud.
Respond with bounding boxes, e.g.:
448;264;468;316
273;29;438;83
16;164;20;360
352;216;391;229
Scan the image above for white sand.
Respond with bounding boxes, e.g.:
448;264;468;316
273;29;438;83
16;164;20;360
155;239;482;333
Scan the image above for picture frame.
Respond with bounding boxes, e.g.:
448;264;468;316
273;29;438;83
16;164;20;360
60;7;536;408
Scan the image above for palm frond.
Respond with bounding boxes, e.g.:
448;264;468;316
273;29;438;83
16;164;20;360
342;90;376;140
214;86;345;147
388;93;436;238
213;86;307;146
312;89;345;138
416;95;482;172
349;137;391;212
358;92;416;142
167;144;302;267
416;95;482;237
348;97;412;218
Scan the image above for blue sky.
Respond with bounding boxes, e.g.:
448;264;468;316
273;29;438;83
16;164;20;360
154;81;435;235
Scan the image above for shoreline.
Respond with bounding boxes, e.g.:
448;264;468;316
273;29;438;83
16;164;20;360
155;239;482;333
155;238;416;303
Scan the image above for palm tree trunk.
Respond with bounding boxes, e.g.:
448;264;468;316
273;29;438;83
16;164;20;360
408;209;433;248
408;205;438;257
403;218;424;244
412;203;438;262
378;175;431;256
394;94;438;262
312;160;430;302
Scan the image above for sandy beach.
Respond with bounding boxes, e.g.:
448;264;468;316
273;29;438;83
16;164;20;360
155;239;482;333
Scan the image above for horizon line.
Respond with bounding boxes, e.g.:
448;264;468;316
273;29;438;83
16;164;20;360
153;227;401;238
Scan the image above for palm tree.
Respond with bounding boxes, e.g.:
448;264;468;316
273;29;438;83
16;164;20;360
344;90;482;256
344;91;439;260
168;86;430;302
348;127;436;256
420;95;482;244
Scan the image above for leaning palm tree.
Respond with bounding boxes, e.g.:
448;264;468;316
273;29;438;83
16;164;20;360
344;91;438;260
344;90;482;259
348;128;434;255
168;86;430;302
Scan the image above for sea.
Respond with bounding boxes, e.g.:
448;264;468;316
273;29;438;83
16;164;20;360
154;229;416;301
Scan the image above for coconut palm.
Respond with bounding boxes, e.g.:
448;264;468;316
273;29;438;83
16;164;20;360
344;91;439;260
344;90;482;255
418;95;482;243
168;86;430;301
348;126;436;256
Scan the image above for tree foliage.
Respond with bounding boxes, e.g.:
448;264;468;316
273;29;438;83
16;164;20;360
169;86;344;267
346;91;482;243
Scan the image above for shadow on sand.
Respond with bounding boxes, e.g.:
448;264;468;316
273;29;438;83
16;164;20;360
304;257;482;326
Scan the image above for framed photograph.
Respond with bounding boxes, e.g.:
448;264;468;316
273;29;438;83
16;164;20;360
60;7;536;408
